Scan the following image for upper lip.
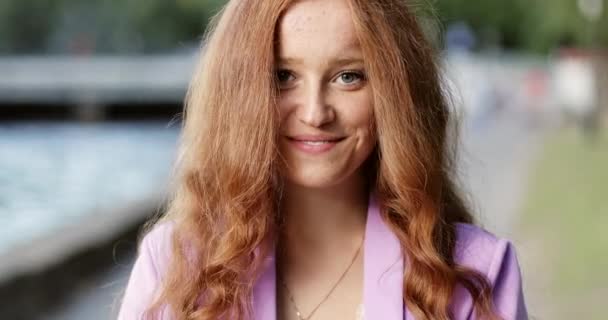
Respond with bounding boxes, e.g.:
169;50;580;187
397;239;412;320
287;135;346;141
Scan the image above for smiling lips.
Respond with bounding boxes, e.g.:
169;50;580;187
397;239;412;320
286;135;346;154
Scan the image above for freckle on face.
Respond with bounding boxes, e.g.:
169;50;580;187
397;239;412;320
275;0;377;189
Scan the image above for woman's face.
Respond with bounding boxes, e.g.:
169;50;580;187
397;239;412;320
276;0;376;189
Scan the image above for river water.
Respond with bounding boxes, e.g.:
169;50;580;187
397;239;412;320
0;121;179;256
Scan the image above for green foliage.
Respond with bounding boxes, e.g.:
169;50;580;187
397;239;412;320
0;0;58;53
0;0;226;54
434;0;608;52
0;0;605;54
115;0;226;51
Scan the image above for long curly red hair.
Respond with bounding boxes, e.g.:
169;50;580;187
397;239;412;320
144;0;500;319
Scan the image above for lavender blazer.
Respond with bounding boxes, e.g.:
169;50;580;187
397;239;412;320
118;195;528;319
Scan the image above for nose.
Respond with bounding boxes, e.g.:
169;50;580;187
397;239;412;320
297;82;335;128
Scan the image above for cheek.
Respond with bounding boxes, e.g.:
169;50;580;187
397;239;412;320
278;95;296;129
356;107;376;158
356;127;376;163
341;94;374;141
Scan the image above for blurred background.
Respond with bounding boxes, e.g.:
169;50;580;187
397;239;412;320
0;0;606;319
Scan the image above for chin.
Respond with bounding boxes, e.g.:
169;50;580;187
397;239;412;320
284;167;358;190
286;176;338;189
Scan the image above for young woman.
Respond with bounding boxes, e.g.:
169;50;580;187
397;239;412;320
118;0;528;319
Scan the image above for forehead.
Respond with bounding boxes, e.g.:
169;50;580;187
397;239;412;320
276;0;361;59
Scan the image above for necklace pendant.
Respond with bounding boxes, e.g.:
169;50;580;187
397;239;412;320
356;304;365;320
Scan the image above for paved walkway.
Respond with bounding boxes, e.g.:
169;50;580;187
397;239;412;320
459;109;546;237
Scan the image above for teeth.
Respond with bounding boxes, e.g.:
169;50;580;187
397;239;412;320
302;140;331;145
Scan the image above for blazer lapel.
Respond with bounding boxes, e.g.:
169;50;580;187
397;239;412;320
252;193;406;320
253;249;277;320
363;193;405;320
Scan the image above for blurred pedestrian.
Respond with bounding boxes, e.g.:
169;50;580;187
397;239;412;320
552;47;599;139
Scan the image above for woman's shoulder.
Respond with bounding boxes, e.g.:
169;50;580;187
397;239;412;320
143;220;175;245
451;224;528;318
139;220;177;275
453;222;521;279
118;220;176;319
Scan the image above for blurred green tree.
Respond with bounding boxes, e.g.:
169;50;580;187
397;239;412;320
434;0;607;52
0;0;605;54
0;0;57;53
0;0;225;54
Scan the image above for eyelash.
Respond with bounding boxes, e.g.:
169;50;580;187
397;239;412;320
276;69;366;87
337;70;366;84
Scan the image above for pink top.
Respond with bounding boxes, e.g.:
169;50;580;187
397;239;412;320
118;195;528;319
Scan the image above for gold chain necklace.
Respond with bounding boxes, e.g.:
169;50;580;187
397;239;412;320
280;238;364;320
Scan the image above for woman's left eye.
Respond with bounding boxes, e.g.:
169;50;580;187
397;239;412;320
276;69;294;83
336;71;365;85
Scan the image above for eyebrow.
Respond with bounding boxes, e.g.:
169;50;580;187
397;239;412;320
276;56;364;67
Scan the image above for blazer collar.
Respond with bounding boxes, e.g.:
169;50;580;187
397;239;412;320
253;193;406;319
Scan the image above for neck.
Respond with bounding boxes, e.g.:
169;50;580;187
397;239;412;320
279;174;369;260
